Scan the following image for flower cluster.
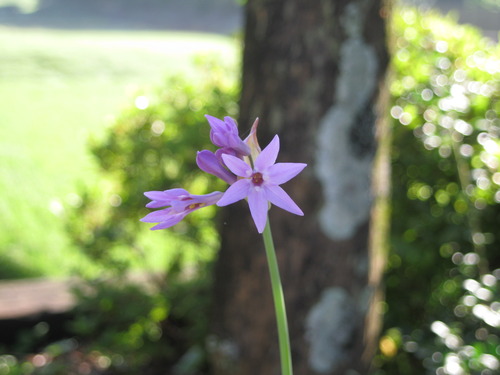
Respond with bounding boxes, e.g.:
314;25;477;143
141;115;306;233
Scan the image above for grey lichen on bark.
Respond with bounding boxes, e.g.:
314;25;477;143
305;285;376;374
206;335;240;374
305;287;357;373
314;1;379;240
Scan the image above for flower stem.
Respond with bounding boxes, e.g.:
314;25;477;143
262;217;293;375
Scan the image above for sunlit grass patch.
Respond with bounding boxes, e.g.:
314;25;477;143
0;27;237;278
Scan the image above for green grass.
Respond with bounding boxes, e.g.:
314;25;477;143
0;27;237;279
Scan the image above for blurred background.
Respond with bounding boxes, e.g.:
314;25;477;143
0;0;498;374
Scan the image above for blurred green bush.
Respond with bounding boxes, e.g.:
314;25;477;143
66;271;213;374
65;56;239;276
375;7;500;375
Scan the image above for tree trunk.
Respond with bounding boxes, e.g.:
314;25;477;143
210;1;390;374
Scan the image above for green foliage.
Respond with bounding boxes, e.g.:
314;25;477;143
69;282;168;366
66;57;239;275
65;272;213;374
375;7;500;375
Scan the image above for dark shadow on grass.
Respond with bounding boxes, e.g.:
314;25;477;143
0;255;44;280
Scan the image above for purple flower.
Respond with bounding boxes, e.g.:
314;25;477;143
141;189;223;230
196;150;237;185
205;115;250;157
217;135;306;233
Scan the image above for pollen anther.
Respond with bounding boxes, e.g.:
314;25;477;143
251;172;264;186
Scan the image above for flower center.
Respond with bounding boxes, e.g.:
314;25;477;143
187;203;205;210
251;172;264;186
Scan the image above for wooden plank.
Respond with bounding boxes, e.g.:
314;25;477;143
0;278;76;320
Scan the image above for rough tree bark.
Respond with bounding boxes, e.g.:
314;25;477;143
210;1;390;374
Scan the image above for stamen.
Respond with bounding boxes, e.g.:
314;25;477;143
252;172;264;186
187;203;206;210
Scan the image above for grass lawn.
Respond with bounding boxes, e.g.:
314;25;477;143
0;26;237;278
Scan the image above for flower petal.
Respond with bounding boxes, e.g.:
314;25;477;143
267;162;307;185
205;115;250;156
221;154;252;177
205;114;226;131
145;189;188;208
196;150;237;184
146;200;169;209
140;209;174;223
264;185;303;216
143;191;167;201
224;117;251;155
206;115;228;148
224;116;239;135
142;190;223;230
247;189;269;233
255;135;280;171
243;118;262;162
217;179;251;206
190;191;225;205
149;213;186;230
144;189;188;201
163;188;190;198
215;147;237;160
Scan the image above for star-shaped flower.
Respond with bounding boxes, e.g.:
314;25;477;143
141;189;223;230
216;135;306;233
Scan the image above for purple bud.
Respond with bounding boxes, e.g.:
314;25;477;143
196;150;237;184
205;115;250;156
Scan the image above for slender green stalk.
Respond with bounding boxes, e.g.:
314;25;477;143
262;217;293;375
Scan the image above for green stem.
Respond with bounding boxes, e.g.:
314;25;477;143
262;217;293;375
